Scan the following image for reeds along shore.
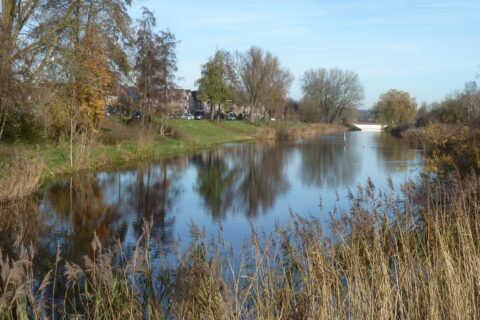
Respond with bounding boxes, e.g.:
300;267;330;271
254;122;348;141
0;156;44;203
1;173;479;319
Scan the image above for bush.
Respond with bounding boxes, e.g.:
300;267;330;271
403;124;480;174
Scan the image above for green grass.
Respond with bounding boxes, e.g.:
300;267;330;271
1;119;346;182
168;119;256;143
16;120;259;180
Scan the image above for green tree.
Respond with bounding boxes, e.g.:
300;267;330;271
195;51;234;120
374;89;417;125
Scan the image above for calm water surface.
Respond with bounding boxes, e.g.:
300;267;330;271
11;132;423;266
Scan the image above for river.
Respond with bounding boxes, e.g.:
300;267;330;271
2;131;423;269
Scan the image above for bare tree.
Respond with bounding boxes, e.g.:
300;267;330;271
228;47;293;122
0;0;76;141
300;68;364;123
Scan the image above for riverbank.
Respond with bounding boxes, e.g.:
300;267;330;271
0;119;348;200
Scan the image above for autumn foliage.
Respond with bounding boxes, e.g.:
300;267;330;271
403;123;480;174
73;26;114;133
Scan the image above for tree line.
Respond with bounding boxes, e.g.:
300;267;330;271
1;1;370;145
371;79;480;128
0;2;178;143
7;0;477;146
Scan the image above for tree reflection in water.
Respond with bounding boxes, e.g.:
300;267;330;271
43;174;121;262
373;133;418;172
299;135;360;188
41;157;185;264
193;150;240;220
0;197;44;255
123;160;184;249
236;144;291;218
194;143;291;219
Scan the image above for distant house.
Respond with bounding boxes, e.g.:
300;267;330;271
112;87;263;117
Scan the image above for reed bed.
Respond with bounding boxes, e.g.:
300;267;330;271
255;122;347;141
1;174;479;319
0;156;44;203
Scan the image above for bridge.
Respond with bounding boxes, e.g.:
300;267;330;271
353;123;386;132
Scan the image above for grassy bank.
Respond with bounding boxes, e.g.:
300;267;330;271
0;119;348;201
1;173;479;319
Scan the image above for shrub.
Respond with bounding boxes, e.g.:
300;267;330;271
403;124;480;174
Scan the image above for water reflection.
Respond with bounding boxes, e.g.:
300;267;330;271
39;158;187;263
236;143;291;218
193;150;239;220
0;198;44;254
21;132;421;265
299;134;360;188
194;143;292;219
373;134;418;172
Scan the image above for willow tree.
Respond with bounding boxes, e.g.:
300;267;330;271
195;51;234;120
374;89;417;125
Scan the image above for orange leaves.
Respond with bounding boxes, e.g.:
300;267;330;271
73;25;115;133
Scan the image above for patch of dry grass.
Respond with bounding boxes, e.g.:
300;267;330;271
255;122;348;140
0;155;44;203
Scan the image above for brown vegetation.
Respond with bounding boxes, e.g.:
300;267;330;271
0;155;44;203
255;122;348;141
402;123;480;174
2;174;479;319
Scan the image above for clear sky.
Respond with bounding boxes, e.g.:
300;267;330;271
129;0;480;108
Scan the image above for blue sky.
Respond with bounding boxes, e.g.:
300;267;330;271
129;0;480;108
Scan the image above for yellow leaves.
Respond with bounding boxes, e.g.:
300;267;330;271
73;25;114;133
